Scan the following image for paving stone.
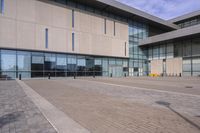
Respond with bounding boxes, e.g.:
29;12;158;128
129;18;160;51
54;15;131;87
0;81;56;133
25;78;200;133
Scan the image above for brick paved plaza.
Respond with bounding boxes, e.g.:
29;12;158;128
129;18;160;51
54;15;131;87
1;77;200;133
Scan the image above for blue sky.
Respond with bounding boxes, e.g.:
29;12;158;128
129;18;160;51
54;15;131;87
116;0;200;20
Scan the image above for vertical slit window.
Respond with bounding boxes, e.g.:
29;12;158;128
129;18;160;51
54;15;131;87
45;28;48;49
104;18;106;34
72;9;75;28
72;33;75;51
125;42;127;56
114;21;116;36
0;0;4;14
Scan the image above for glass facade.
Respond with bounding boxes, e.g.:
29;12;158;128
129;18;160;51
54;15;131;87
177;15;200;28
0;49;128;79
147;38;200;76
128;21;149;76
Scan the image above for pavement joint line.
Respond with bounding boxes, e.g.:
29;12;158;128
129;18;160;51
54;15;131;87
79;79;200;98
16;79;91;133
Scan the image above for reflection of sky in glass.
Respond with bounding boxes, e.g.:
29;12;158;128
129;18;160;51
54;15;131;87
1;54;16;70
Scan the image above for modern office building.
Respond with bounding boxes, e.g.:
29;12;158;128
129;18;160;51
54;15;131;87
0;0;199;79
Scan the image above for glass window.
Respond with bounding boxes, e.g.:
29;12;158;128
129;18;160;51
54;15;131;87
167;44;174;53
174;42;182;57
192;58;200;71
31;52;44;78
72;33;75;51
56;54;67;70
56;54;67;77
114;21;116;36
183;59;192;72
183;41;191;57
45;28;48;49
72;9;75;28
104;18;106;34
1;50;16;71
94;58;102;72
0;0;4;14
67;55;76;72
102;58;108;72
86;57;94;72
148;47;153;60
95;58;102;65
109;58;115;65
17;51;31;71
192;38;200;56
68;55;76;64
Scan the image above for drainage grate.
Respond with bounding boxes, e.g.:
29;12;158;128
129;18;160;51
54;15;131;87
185;86;193;88
156;101;170;107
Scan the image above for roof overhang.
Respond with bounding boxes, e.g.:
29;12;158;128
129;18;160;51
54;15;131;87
139;24;200;46
169;10;200;23
44;0;179;31
96;0;179;30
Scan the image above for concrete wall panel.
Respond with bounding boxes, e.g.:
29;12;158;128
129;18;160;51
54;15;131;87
0;18;16;48
17;21;35;49
17;0;36;22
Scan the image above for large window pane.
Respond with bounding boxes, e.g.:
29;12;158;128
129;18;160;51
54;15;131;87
192;38;200;56
0;50;16;79
56;54;67;77
31;52;44;77
1;50;16;71
17;51;31;71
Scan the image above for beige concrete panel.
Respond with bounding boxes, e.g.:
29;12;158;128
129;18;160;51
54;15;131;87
0;17;16;48
115;22;121;38
92;35;112;56
151;59;163;74
66;31;72;53
74;10;80;31
79;12;91;33
17;0;36;22
111;39;125;57
91;15;104;35
52;5;69;29
166;58;182;76
17;21;35;49
106;19;114;37
79;33;92;54
35;1;53;26
51;28;67;52
120;23;129;40
0;0;17;19
35;24;52;51
66;9;73;29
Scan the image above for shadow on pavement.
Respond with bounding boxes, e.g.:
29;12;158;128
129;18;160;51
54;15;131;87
156;101;200;131
0;111;23;128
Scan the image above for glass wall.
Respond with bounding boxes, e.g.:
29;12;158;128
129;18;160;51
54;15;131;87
147;37;200;76
0;49;128;79
128;21;149;76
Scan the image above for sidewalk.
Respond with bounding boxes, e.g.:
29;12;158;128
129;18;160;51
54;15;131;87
0;81;56;133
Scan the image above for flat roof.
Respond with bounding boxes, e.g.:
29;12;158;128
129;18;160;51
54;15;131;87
45;0;179;30
139;24;200;46
96;0;179;30
169;10;200;23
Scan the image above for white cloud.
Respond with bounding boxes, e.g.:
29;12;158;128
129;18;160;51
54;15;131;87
116;0;200;20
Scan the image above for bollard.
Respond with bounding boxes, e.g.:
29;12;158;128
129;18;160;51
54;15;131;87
124;73;126;77
74;72;76;79
19;74;21;80
110;73;112;78
48;73;50;79
93;73;95;78
179;73;182;77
